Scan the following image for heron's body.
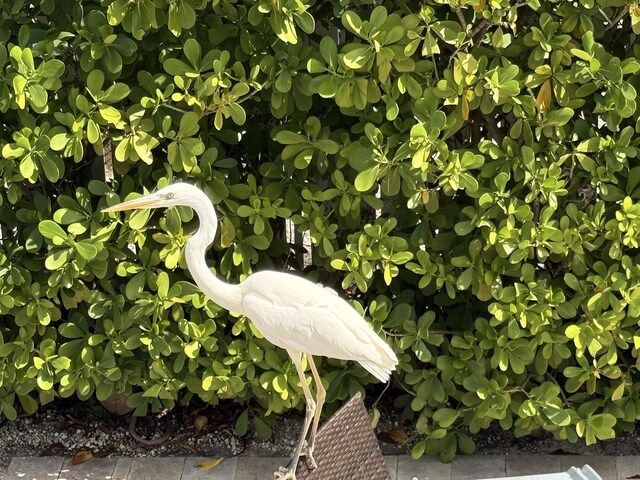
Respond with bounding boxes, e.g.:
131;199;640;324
104;183;398;479
238;271;396;381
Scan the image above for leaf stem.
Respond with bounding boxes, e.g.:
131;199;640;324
160;103;189;114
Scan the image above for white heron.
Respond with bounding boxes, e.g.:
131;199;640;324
103;183;398;479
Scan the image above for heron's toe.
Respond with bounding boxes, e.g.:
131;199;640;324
274;466;296;480
301;444;317;469
304;451;317;470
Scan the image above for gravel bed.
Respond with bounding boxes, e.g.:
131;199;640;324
1;396;636;474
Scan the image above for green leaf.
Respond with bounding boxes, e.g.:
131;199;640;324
546;108;574;126
128;209;151;230
163;58;192;76
235;409;249;436
274;130;306;145
342;11;363;35
40;59;65;83
179;111;200;137
75;241;98;260
45;248;70;270
343;46;372;69
433;408;460;428
39;220;67;240
228;104;246;125
253;416;272;439
125;272;146;300
27;84;47;107
12;75;27;94
319;37;337;65
102;83;130;103
275;71;292;92
183;38;201;67
87;69;105;93
354;166;380;192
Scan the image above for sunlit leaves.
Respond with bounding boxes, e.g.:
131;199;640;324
1;0;640;464
76;10;137;78
5;46;64;113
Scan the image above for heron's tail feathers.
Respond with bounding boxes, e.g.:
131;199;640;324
358;359;395;383
358;334;398;383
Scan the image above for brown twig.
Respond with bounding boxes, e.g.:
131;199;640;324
454;7;468;31
103;139;114;182
160;103;188;114
598;7;613;25
469;18;492;39
605;5;629;31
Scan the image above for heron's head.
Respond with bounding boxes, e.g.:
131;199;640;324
102;183;197;213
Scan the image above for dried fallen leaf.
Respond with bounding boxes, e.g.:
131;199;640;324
71;450;93;465
194;415;208;432
377;429;409;444
196;458;223;471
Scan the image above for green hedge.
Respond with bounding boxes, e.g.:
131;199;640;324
1;0;640;460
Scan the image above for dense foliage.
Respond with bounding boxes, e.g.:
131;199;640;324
1;0;640;460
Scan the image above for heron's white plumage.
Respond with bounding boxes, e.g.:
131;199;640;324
240;271;398;382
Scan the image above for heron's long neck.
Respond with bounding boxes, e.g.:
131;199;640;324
185;195;244;314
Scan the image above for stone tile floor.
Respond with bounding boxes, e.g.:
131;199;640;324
0;455;631;479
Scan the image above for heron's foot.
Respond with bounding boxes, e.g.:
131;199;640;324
302;445;317;470
274;466;296;480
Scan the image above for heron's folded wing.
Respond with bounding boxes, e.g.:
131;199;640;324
241;292;387;364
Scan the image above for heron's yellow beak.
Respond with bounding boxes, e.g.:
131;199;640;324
102;194;160;212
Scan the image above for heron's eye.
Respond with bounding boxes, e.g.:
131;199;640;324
164;192;175;199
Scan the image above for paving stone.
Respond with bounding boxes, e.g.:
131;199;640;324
384;456;398;480
397;455;452;480
552;456;615;479
616;456;640;479
181;457;237;480
507;455;562;476
126;457;186;480
5;457;64;480
58;458;118;480
506;455;615;478
234;457;285;480
109;458;132;480
452;455;506;480
2;454;623;480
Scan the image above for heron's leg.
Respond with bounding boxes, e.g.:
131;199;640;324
274;350;316;480
302;354;325;469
